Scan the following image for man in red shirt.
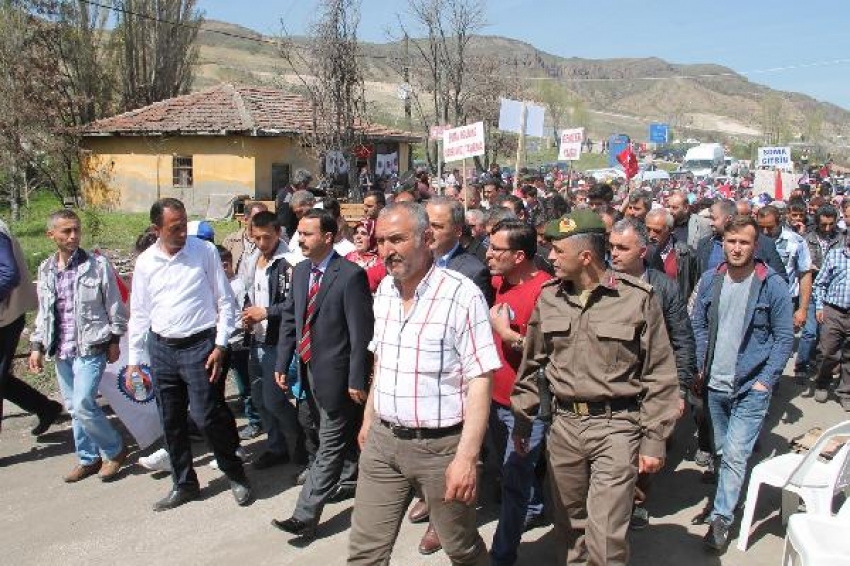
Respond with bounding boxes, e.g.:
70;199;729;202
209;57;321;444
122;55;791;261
486;219;552;565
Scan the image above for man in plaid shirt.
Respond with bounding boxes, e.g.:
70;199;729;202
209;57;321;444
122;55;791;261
812;238;850;410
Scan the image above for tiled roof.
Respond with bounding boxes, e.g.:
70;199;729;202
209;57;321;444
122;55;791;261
81;84;421;142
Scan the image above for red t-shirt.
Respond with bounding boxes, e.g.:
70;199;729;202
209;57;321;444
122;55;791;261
490;270;553;406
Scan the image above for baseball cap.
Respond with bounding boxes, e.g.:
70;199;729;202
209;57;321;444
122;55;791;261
187;220;215;242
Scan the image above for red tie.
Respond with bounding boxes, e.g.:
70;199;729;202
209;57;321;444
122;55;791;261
297;267;322;364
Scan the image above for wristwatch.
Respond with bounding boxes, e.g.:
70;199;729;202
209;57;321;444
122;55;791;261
510;336;525;352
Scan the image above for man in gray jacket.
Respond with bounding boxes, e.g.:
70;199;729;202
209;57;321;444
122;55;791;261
29;209;130;483
0;219;64;435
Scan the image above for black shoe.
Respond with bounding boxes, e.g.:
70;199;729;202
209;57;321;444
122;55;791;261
295;467;309;486
629;506;650;530
253;451;290;470
153;487;200;512
523;513;549;532
327;483;356;503
32;401;64;436
703;517;731;552
271;517;316;538
694;449;712;468
230;478;253;506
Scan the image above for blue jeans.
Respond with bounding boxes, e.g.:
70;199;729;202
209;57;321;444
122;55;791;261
707;387;772;523
489;402;546;566
249;344;299;457
55;352;123;465
795;301;819;373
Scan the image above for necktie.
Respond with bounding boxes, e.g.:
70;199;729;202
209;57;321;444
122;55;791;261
297;267;322;364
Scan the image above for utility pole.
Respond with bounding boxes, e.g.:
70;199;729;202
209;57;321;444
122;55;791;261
404;32;413;173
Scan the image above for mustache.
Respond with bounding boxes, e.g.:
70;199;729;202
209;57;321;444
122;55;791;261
385;253;403;264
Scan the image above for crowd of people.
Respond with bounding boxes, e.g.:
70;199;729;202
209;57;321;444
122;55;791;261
0;160;849;565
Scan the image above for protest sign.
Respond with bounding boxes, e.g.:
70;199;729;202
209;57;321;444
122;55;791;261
443;122;486;162
558;128;584;161
757;146;793;171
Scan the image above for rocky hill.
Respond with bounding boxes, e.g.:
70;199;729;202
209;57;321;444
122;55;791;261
194;20;850;152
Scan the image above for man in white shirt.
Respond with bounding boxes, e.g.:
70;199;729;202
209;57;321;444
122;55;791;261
127;198;251;511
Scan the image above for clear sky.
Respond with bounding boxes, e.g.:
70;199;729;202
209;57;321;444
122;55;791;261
199;0;850;110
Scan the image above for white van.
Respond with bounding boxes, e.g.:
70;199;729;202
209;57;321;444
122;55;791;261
680;143;724;177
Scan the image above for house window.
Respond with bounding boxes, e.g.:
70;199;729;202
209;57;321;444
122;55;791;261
173;156;193;188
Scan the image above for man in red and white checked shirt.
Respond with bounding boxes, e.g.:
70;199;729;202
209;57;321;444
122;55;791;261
348;202;501;566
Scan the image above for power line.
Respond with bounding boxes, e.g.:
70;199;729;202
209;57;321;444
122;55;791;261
75;0;850;86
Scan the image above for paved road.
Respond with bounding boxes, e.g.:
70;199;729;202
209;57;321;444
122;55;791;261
1;363;846;565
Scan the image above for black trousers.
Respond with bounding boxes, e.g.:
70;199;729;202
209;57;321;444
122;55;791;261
149;332;244;489
0;315;55;428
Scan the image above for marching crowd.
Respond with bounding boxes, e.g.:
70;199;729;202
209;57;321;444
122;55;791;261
1;162;849;565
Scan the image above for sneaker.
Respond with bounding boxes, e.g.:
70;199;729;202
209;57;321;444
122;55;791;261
238;424;263;440
694;449;712;468
64;460;102;483
139;448;172;472
629;505;650;530
814;388;829;403
210;446;248;470
703;516;731;552
99;446;130;482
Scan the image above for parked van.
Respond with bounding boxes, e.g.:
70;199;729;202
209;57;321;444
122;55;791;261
680;143;724;177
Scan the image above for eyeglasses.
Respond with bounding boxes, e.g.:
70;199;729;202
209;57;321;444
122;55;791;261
487;245;516;254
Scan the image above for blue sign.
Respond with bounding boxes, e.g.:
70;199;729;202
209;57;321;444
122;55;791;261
608;134;631;168
649;123;669;144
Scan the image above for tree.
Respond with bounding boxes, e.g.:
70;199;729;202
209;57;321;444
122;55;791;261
279;0;369;198
761;93;789;145
535;80;589;150
112;0;202;111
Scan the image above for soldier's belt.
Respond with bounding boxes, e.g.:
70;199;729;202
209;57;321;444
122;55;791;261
556;397;638;417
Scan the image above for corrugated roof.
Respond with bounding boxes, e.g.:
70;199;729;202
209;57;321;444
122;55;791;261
81;84;421;142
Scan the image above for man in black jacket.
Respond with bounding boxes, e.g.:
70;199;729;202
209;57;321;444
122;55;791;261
695;199;786;282
610;218;697;529
645;208;699;300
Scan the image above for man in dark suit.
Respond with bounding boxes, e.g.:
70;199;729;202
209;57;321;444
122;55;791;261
271;208;374;541
428;197;494;305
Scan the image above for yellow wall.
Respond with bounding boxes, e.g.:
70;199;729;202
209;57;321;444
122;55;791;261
80;136;411;214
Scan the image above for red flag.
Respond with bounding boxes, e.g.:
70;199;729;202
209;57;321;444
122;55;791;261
774;169;784;200
617;147;639;180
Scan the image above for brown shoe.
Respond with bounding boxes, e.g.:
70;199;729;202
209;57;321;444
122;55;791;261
64;461;102;483
418;523;442;555
99;446;130;482
408;499;430;524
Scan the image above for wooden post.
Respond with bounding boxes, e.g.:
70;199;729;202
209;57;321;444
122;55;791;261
462;158;467;213
514;102;527;191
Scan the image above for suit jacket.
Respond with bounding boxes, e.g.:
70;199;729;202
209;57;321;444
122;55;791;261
446;245;494;306
275;251;374;412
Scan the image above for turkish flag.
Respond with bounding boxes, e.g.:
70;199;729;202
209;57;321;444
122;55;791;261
617;147;639;180
774;169;784;200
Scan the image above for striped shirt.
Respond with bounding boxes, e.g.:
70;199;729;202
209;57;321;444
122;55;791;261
55;251;82;359
370;265;501;428
814;246;850;310
774;227;813;298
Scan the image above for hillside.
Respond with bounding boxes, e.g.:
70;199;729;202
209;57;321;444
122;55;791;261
194;20;850;153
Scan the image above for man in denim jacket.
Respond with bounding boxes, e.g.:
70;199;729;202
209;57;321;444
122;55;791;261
29;209;129;483
691;215;794;553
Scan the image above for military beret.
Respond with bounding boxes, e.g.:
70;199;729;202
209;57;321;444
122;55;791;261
543;209;607;240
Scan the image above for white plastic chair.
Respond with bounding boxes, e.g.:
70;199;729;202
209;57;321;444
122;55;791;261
781;498;850;565
737;420;850;551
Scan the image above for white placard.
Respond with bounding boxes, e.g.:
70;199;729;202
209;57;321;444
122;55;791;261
498;98;545;137
558;128;584;161
757;146;793;171
443;122;486;163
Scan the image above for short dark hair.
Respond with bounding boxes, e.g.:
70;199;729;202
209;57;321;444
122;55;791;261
364;190;386;206
251;210;280;230
587;183;614;203
302;208;338;238
322;197;341;220
788;198;807;215
134;226;158;254
150;198;186;227
571;233;608;263
497;194;525;216
815;204;839;222
491;219;537;259
724;214;759;236
216;244;232;263
757;205;780;221
627;190;652;210
520;185;537;198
